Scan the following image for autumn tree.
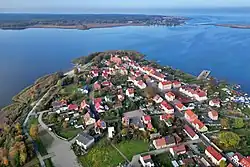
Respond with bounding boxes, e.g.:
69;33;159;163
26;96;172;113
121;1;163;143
62;121;68;129
144;86;156;99
29;124;38;139
220;118;230;129
220;160;227;167
233;118;244;129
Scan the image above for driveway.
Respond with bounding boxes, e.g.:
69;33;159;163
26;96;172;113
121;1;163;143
38;111;82;167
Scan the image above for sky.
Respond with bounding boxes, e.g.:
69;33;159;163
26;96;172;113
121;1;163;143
0;0;250;13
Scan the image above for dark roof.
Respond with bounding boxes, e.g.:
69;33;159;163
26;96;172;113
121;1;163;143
165;136;175;145
130;117;144;129
76;133;94;145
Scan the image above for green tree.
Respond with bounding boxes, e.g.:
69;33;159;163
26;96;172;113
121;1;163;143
220;160;227;167
233;118;244;129
218;131;240;148
29;124;38;139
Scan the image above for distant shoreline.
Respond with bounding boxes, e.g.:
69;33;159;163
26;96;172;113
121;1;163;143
204;23;250;29
0;23;146;31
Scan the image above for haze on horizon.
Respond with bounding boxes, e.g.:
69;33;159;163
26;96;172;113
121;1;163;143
1;0;250;13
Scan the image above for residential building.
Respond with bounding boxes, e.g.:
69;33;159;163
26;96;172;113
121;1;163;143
170;145;186;157
165;136;176;147
192;119;208;132
158;81;172;90
76;133;95;150
175;102;186;111
161;101;174;114
153;138;166;149
126;88;135;97
91;70;99;77
139;155;155;167
136;80;147;89
153;94;163;103
173;81;181;88
68;104;78;111
208;110;219;121
209;99;221;107
83;112;96;126
142;115;151;124
93;82;101;90
184;110;198;122
101;81;112;87
165;92;175;102
183;124;199;140
205;146;226;166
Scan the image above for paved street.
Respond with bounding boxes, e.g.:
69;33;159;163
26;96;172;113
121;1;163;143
38;111;82;167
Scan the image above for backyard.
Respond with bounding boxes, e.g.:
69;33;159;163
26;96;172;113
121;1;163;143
79;139;149;167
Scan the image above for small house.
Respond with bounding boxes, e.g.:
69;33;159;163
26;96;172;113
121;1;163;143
126;88;135;98
208;110;219;121
205;146;226;166
170;145;186;157
165;92;175;102
76;133;95;150
158;81;172;90
209;99;221;107
139;155;155;167
153;94;163;104
161;101;174;114
183;124;199;140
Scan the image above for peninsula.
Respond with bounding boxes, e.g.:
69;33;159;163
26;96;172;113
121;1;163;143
0;14;188;30
1;50;250;167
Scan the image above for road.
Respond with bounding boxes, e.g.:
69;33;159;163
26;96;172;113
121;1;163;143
38;111;82;167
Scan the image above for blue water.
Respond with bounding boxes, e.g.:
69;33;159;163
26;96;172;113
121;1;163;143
1;13;250;107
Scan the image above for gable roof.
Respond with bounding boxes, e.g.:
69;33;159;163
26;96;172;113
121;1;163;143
166;92;175;97
176;103;184;109
155;138;166;147
160;81;172;85
184;124;196;138
193;118;205;129
206;146;223;161
161;101;173;110
172;145;186;153
76;133;94;145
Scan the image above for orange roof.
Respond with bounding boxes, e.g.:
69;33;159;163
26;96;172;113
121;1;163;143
167;92;175;97
185;110;196;117
240;158;250;167
193;118;205;129
209;110;218;117
127;88;134;94
161;81;172;85
176;103;184;109
161;101;173;110
155;138;166;147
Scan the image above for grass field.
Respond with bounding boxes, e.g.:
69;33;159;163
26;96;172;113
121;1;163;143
57;127;81;139
79;139;149;167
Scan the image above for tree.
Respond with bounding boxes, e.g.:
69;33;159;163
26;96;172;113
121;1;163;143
15;123;22;134
219;160;227;167
233;118;244;129
19;152;27;165
29;124;38;139
144;87;156;99
73;68;79;75
218;131;240;148
220;118;230;129
62;121;68;129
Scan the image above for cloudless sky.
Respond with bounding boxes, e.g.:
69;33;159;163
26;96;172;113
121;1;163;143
1;0;250;13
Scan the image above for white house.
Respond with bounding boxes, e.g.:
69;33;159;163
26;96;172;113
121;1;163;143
76;133;95;150
108;127;115;138
139;155;155;167
165;92;175;102
193;90;208;102
175;103;186;111
158;81;172;90
161;101;174;114
136;80;147;89
208;110;219;121
205;146;226;166
173;81;181;88
209;99;221;107
153;94;163;103
183;125;199;140
126;88;135;98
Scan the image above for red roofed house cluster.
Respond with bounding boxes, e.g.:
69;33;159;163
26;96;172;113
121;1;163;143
205;146;226;165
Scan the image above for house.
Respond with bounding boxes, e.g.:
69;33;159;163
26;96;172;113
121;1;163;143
183;124;199;140
91;70;99;77
139;155;155;167
161;101;174;114
153;94;163;103
80;100;88;110
108;127;115;138
101;81;112;87
110;55;122;64
158;81;172;90
229;152;250;167
76;133;95;150
170;145;186;157
95;102;105;113
153;137;166;149
208;110;219;121
52;100;67;109
136;80;147;89
83;112;96;126
126;88;135;98
117;94;125;101
173;81;181;88
209;99;221;107
160;114;173;127
147;123;154;131
184;110;198;122
68;104;78;111
165;92;175;102
122;110;145;131
93;82;101;90
142;115;151;124
205;146;226;166
175;103;186;111
192;119;208;132
193;90;208;102
95;120;107;129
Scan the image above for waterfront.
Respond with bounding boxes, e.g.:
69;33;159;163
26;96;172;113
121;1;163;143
1;14;250;107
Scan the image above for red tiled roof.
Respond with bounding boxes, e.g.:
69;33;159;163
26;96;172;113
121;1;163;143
166;92;175;97
185;110;197;120
142;155;151;160
94;98;102;104
161;81;172;85
127;88;134;94
192;118;205;129
68;104;78;110
211;99;220;104
137;80;145;86
173;80;181;85
160;114;173;120
206;146;223;161
195;90;207;97
161;101;173;110
155;138;166;147
240;158;250;167
176;103;184;109
172;145;186;153
147;123;153;129
184;125;196;137
209;110;218;117
143;115;151;121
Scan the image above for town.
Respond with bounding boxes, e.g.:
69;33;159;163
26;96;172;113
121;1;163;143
11;51;250;167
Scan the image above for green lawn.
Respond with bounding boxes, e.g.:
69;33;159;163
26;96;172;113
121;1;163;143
79;139;124;167
57;127;81;139
115;140;149;160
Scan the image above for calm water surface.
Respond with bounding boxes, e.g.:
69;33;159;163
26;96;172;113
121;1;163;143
1;14;250;107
